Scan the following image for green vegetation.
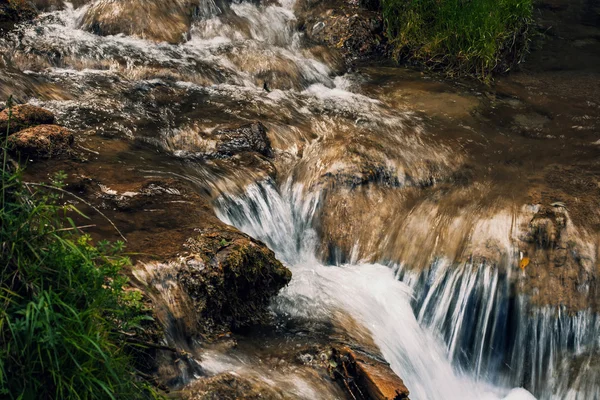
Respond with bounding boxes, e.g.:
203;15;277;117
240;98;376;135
0;98;158;399
381;0;533;79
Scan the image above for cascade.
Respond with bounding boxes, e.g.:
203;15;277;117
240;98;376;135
216;180;600;399
1;1;598;398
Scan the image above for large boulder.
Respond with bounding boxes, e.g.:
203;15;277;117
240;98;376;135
0;104;55;134
80;0;202;43
7;124;74;158
178;224;292;331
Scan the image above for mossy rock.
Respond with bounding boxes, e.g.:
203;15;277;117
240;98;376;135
0;104;55;134
7;124;73;159
179;225;291;331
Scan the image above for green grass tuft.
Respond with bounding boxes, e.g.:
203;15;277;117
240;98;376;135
381;0;533;79
0;97;160;399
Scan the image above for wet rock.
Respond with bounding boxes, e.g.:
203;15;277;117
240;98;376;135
212;122;273;158
0;0;36;34
80;0;200;44
98;180;183;212
182;373;287;400
0;104;55;134
512;112;551;139
296;0;388;63
179;225;291;331
523;205;567;249
330;345;410;400
7;124;73;158
170;121;274;160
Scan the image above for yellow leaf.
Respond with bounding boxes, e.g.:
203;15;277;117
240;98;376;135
519;257;530;270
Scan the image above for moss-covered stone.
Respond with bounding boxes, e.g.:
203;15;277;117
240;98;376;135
0;104;55;134
8;124;73;159
179;224;292;331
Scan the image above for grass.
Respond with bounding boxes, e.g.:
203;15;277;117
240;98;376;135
0;97;160;399
381;0;533;79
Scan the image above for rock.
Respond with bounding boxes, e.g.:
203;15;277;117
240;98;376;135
179;224;291;331
0;0;36;34
523;205;567;249
80;0;201;44
182;373;287;400
170;121;274;160
296;0;388;63
212;121;273;158
7;124;74;158
330;345;410;400
0;104;55;134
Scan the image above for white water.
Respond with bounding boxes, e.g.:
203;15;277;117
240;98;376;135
216;180;539;400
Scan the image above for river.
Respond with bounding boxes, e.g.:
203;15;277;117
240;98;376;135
1;0;599;399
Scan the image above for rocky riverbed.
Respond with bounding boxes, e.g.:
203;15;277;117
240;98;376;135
1;0;599;398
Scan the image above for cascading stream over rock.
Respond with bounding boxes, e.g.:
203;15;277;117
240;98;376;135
1;0;599;399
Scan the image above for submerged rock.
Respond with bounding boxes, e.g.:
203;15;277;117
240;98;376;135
0;104;55;134
183;373;288;400
7;124;73;158
168;121;274;160
211;121;273;159
80;0;200;44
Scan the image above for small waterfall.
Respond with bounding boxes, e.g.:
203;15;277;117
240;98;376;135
214;180;540;400
398;261;600;399
194;0;221;19
215;178;321;265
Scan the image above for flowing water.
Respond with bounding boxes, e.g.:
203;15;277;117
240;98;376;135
216;180;599;400
2;0;599;399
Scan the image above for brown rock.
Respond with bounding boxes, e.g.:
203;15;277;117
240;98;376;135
296;0;388;63
80;0;200;44
212;121;273;159
7;124;73;158
178;224;292;331
168;121;274;160
331;345;410;400
0;104;55;134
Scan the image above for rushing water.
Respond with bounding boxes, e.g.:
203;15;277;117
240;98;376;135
216;180;600;400
2;0;599;398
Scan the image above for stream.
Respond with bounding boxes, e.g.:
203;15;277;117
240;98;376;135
1;0;599;399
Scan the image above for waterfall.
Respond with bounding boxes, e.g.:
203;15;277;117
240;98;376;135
399;261;600;399
214;180;552;400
